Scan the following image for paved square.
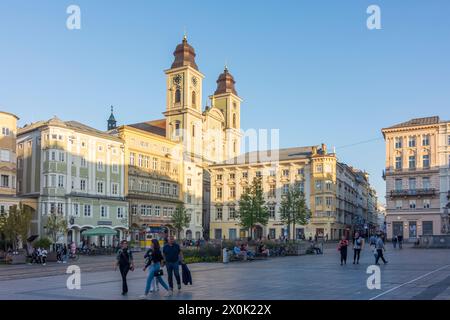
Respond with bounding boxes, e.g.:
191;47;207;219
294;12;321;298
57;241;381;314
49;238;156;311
1;245;449;300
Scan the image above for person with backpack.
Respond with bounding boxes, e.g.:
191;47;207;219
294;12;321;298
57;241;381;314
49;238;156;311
337;236;349;266
115;240;134;295
143;244;159;292
140;239;169;298
352;232;364;264
41;248;48;266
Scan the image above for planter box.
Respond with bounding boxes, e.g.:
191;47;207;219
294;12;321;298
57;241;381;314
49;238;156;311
10;254;27;265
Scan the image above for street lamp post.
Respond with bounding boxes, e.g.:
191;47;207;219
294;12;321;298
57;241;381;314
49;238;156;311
442;207;449;234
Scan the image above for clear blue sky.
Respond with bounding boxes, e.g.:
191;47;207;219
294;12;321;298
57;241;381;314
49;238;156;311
1;1;450;202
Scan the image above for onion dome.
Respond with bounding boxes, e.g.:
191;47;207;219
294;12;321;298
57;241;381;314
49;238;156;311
214;66;237;95
171;36;199;70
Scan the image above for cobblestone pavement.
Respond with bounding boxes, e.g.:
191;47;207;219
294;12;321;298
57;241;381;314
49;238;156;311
1;245;449;300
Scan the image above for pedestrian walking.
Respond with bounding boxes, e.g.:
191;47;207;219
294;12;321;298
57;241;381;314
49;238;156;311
397;234;403;249
162;236;184;296
337;236;349;265
140;239;169;299
115;240;135;295
375;234;388;265
392;235;398;249
143;244;159;292
41;248;48;265
352;232;364;264
62;244;68;263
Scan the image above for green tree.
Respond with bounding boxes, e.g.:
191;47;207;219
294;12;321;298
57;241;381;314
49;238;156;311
171;203;191;240
238;177;269;239
45;212;68;244
279;185;310;241
0;204;33;250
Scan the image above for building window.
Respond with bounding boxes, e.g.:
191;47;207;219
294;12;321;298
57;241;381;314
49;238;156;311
325;180;332;191
187;194;192;204
326;197;332;207
297;181;304;193
80;179;86;191
138;154;143;167
175;121;181;136
97;181;104;193
283;184;289;194
269;170;276;177
395;137;402;149
216;207;223;220
408;178;416;191
230;173;235;179
51;151;56;161
269;206;275;219
217;187;223;199
175;89;181;103
269;185;276;198
316;164;323;173
73;204;79;217
131;205;137;215
172;184;178;196
408;136;416;147
242;171;248;179
422;177;430;189
229;187;236;198
395;156;402;170
192;91;196;106
232;113;236;128
112;163;119;173
315;180;322;191
163;207;168;217
395;179;402;191
395;200;402;210
423;221;433;235
409;200;416;209
84;205;92;217
229;207;236;220
408;155;416;169
117;207;124;219
187;178;192;186
422;154;430;168
256;171;262;178
97;160;104;171
315;197;323;206
282;169;290;177
152;157;158;170
423;199;431;209
57;203;64;214
81;157;87;167
1;175;9;188
100;206;108;218
1;127;10;136
216;174;223;181
130;153;135;166
58;175;64;188
422;135;430;146
59;152;65;162
111;183;119;195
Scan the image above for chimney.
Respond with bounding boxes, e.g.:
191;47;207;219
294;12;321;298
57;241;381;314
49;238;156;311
321;143;327;154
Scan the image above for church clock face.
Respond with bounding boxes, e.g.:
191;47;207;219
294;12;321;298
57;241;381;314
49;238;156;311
173;74;182;86
192;76;198;87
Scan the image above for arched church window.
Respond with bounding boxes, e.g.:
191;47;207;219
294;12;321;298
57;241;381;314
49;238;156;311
175;89;181;103
192;91;196;106
175;121;181;136
233;141;236;153
192;124;195;137
232;113;236;128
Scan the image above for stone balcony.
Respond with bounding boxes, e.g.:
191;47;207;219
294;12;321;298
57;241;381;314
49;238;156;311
389;188;437;198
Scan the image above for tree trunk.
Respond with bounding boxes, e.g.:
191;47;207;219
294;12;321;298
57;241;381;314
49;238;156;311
293;220;296;242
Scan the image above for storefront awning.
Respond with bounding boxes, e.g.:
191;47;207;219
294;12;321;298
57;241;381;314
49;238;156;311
82;227;117;237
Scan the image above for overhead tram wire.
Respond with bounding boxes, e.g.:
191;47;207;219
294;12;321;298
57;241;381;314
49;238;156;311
335;137;384;150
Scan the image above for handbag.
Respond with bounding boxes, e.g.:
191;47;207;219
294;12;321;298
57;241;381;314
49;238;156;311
154;269;164;277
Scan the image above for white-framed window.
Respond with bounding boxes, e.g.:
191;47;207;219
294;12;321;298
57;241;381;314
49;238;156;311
138;154;143;167
325;180;332;191
269;184;276;198
112;163;119;173
57;203;64;214
81;157;87;168
395;179;402;191
217;187;222;199
230;186;236;198
97;181;104;194
154;206;160;216
395;156;402;170
131;205;138;215
50;174;56;188
117;207;124;219
152;181;158;193
326;197;333;207
97;160;104;171
423;199;431;209
256;171;262;178
59;152;65;162
315;197;323;206
409;155;416;169
316;164;323;173
216;174;223;181
187;194;192;204
130;153;135;166
422;154;430;168
422;177;430;189
73;203;79;217
230;173;236;179
144;156;149;168
242;171;248;178
84;204;92;217
409;200;416;209
100;206;108;218
152;157;158;170
315;180;322;191
1;127;10;136
229;207;237;220
58;175;64;188
163;207;168;217
111;183;119;195
395;137;402;149
80;179;87;191
51;151;56;161
422;135;430;146
0;149;10;162
298;168;304;175
408;136;416;147
187;178;192;186
172;184;178;196
282;169;290;177
1;175;9;188
395;200;402;210
216;207;223;220
269;206;275;219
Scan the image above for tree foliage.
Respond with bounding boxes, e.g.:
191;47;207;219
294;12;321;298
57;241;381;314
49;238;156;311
279;185;310;241
45;212;68;244
172;203;191;240
0;204;33;250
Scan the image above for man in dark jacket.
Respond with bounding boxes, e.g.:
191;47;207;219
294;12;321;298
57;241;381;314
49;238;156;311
163;236;184;295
